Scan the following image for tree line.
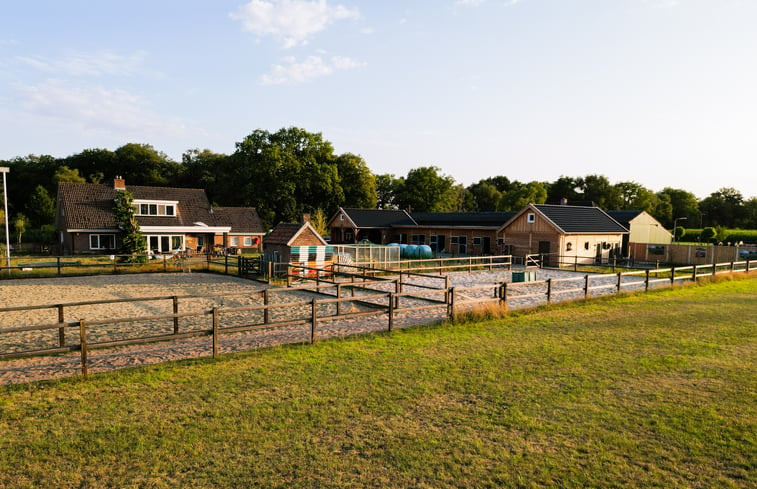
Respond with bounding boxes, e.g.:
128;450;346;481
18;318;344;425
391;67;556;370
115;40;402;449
1;127;755;244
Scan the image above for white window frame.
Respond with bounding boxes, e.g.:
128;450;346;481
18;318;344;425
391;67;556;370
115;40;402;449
472;237;482;246
144;234;185;253
90;234;116;250
133;200;178;217
243;236;253;247
230;236;240;247
527;213;536;223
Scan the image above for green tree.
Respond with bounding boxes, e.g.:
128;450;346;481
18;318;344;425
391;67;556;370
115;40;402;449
656;187;699;228
376;174;402;209
578;175;621;209
25;185;56;227
701;227;717;243
699;187;745;228
498;181;548;211
674;226;686;242
62;148;116;183
614;181;658;212
335;153;376;208
114;190;147;260
13;213;27;245
467;181;502;211
547;176;582;204
180;149;228;203
53;165;86;184
113;143;181;186
310;209;329;236
395;166;459;212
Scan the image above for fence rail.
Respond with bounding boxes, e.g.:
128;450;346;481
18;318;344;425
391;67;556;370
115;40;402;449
0;259;752;380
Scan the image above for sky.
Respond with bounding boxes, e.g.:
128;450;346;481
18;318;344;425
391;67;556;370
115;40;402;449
1;0;755;199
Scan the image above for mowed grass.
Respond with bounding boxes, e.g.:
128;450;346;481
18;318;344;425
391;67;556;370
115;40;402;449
1;277;755;488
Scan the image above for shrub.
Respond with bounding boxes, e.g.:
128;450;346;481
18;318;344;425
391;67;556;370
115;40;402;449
701;227;717;243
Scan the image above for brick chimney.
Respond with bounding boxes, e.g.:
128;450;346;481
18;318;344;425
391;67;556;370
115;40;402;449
114;176;126;191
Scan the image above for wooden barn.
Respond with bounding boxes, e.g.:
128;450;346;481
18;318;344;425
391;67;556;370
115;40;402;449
606;210;672;257
499;204;628;265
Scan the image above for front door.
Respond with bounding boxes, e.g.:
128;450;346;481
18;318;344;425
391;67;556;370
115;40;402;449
482;237;491;254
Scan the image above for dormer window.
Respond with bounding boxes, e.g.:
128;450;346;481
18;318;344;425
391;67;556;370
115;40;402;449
133;200;177;217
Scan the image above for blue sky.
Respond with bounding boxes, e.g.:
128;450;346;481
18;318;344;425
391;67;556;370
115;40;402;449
1;0;755;199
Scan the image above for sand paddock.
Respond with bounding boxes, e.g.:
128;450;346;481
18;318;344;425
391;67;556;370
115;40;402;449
0;270;649;384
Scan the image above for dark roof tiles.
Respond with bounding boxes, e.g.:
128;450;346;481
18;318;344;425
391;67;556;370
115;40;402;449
534;204;628;233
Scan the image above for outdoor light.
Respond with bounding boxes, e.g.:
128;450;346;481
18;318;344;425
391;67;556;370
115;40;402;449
0;167;9;274
673;216;688;242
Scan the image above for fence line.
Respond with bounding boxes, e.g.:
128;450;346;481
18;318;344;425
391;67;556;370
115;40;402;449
0;260;752;379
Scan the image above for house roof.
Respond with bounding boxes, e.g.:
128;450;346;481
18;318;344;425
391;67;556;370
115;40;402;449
605;210;643;228
265;222;327;246
56;181;257;232
212;207;265;234
411;211;517;228
532;204;628;234
336;208;417;228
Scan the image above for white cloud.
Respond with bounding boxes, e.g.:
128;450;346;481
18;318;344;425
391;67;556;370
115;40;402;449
231;0;359;48
260;55;365;84
15;51;147;77
14;79;195;137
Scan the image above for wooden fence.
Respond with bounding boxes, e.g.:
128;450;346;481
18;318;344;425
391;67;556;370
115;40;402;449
0;260;752;379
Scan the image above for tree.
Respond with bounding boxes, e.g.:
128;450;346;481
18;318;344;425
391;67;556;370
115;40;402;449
395;166;459;212
180;149;228;203
114;190;147;260
466;181;502;211
376;174;402;209
113;143;181;186
498;181;548;211
547;176;582;204
701;227;717;243
25;185;56;228
13;213;27;245
656;187;699;228
335;153;377;208
578;174;621;209
53;165;86;184
63;148;116;183
614;181;658;212
674;226;686;242
310;208;329;236
699;187;745;228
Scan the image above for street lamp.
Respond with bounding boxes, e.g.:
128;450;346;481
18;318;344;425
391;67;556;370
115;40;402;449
673;216;688;242
0;167;9;274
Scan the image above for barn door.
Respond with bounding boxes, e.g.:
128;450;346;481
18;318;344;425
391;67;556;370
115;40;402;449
538;241;551;267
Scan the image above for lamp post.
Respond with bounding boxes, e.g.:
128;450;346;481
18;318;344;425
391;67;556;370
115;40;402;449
673;216;688;242
0;167;9;274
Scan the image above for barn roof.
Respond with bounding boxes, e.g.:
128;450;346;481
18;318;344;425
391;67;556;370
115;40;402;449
336;208;417;228
411;211;517;227
533;204;628;234
605;210;643;228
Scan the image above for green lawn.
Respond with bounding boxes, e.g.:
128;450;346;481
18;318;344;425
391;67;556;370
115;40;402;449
1;277;755;488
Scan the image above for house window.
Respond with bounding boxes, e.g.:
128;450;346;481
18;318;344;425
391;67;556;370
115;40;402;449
90;234;115;250
566;242;573;251
145;235;184;253
453;236;467;254
473;237;482;246
397;233;407;244
230;237;240;247
411;234;426;245
134;200;177;217
584;242;590;250
340;214;345;221
244;237;253;247
527;213;536;223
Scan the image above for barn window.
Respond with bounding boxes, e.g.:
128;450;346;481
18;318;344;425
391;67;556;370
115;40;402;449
340;214;345;221
527;213;535;223
244;237;253;247
566;242;573;251
584;242;590;250
473;237;482;245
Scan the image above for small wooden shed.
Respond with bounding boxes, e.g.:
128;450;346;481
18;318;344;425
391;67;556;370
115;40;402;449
263;222;333;276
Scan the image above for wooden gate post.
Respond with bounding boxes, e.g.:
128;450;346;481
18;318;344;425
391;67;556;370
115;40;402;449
692;264;698;281
57;256;62;276
79;320;88;376
163;254;167;273
58;305;65;347
336;284;342;316
546;278;552;303
448;287;455;319
394;280;400;309
670;266;676;285
645;269;650;291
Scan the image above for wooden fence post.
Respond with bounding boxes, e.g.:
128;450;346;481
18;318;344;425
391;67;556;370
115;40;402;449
224;254;229;274
645;269;650;291
616;272;622;293
263;289;270;324
388;294;394;332
287;265;292;287
212;307;218;358
58;305;65;347
311;300;317;344
692;264;697;281
79;320;88;376
469;257;473;273
584;275;589;299
574;255;578;272
747;260;750;273
267;261;273;283
394;279;400;309
546;278;552;303
444;276;450;306
448;287;456;319
163;254;167;273
499;283;508;311
730;261;735;273
172;296;179;334
113;256;118;274
670;266;676;285
336;284;342;316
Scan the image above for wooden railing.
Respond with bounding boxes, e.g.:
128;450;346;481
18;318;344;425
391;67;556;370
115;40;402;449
0;260;752;379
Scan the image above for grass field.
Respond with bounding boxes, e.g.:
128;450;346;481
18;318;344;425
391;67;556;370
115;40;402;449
1;276;755;488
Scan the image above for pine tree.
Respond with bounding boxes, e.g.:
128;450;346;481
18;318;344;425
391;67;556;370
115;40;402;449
113;190;147;261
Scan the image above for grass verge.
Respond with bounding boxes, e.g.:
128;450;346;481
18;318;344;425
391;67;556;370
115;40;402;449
0;276;755;488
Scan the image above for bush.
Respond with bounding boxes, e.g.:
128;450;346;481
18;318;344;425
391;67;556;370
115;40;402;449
701;227;717;243
674;226;686;241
